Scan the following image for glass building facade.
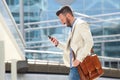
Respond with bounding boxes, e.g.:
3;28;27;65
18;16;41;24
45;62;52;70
5;0;120;64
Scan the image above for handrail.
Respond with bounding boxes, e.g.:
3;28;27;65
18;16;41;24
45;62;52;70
1;0;26;47
93;34;120;43
25;50;120;69
25;50;120;60
18;19;60;25
25;50;62;54
25;34;120;45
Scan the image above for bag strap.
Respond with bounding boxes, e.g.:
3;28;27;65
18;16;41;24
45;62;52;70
90;48;94;55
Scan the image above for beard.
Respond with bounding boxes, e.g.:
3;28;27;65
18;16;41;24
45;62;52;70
66;17;72;27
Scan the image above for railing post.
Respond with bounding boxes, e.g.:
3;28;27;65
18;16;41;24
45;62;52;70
11;59;17;80
101;42;105;67
0;41;5;80
20;0;24;39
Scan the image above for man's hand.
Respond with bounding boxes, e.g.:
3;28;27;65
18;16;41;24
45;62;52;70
73;59;80;67
49;36;59;47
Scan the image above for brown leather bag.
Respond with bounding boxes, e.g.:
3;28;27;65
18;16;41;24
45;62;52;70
77;49;104;80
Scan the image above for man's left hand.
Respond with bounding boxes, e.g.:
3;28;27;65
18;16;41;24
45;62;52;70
73;59;80;67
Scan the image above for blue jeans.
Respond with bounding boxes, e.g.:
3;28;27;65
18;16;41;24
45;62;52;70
69;67;80;80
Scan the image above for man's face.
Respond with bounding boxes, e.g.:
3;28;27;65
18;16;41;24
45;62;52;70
58;13;71;27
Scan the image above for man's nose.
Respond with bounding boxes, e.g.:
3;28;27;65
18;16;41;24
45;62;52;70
61;21;65;25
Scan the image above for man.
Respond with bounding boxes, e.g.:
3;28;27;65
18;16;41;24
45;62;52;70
49;6;93;80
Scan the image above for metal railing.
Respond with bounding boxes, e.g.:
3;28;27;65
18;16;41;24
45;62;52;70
93;34;120;43
25;50;120;69
24;34;120;49
0;0;26;53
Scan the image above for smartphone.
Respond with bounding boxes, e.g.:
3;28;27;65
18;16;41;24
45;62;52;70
48;35;52;39
48;35;57;47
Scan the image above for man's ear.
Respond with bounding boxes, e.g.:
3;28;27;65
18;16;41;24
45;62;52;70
66;13;71;18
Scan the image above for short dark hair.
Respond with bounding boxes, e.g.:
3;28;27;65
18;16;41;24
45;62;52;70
56;6;73;16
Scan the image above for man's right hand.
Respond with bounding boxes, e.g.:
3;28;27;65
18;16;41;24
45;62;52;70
48;36;59;47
